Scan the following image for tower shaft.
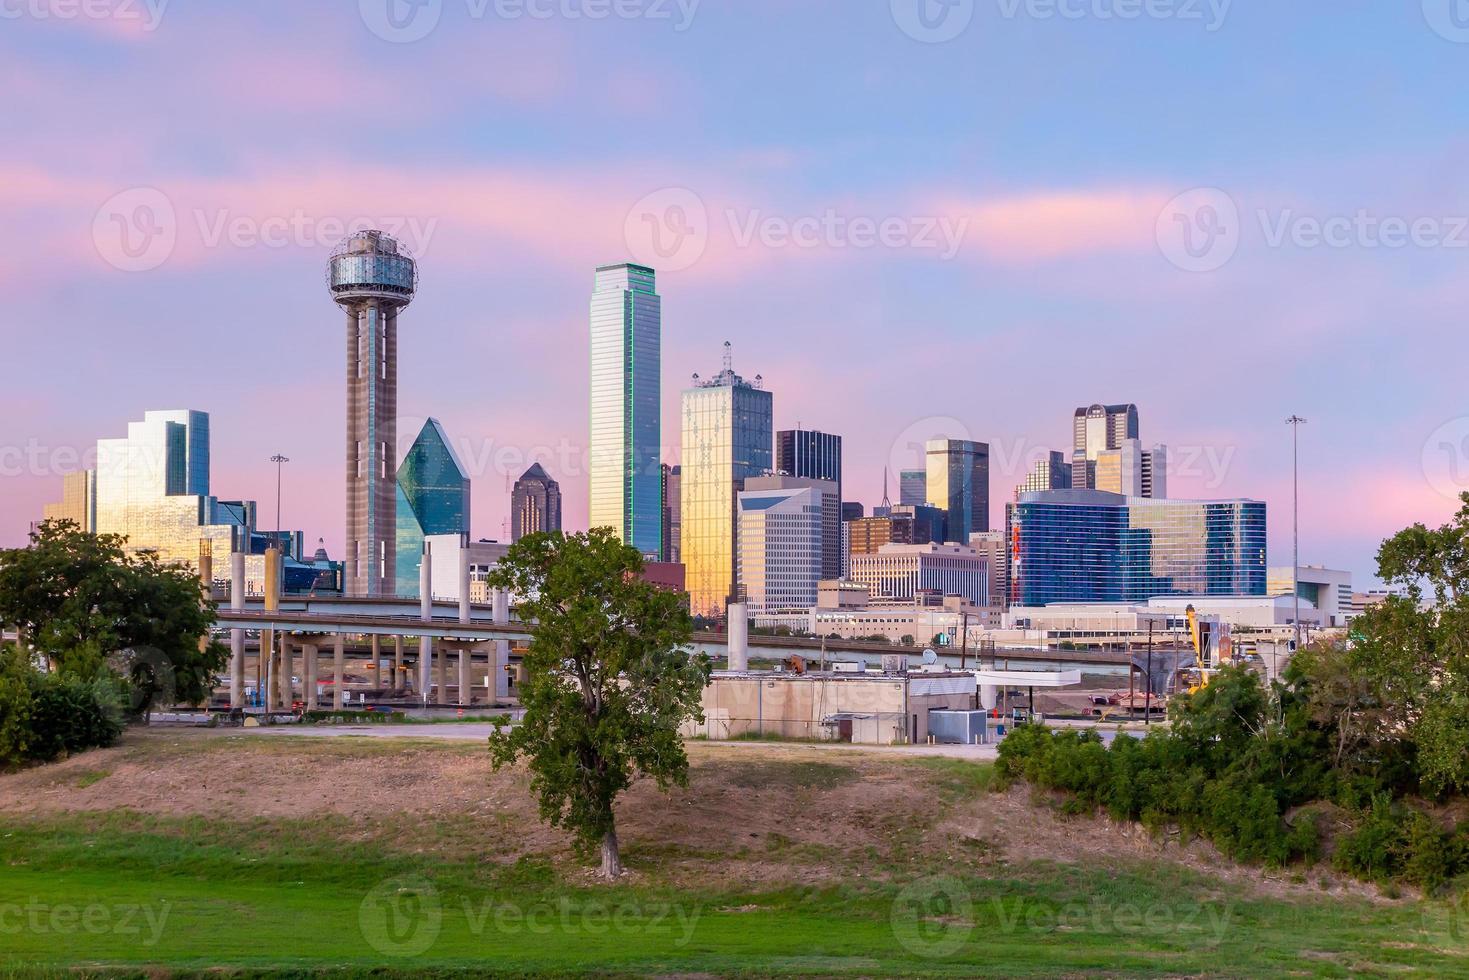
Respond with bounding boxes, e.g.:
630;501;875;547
345;299;398;596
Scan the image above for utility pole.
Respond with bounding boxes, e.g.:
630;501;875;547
1286;416;1307;652
270;454;291;534
1145;620;1154;726
959;610;970;671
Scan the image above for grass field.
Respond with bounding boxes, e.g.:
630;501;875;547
1;733;1466;977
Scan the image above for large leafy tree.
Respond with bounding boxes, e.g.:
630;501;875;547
1289;493;1469;797
486;528;709;878
0;520;225;713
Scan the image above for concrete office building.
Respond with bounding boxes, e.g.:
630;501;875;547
680;343;773;618
1071;403;1139;492
969;529;1008;616
1094;438;1168;499
839;502;863;577
746;473;840;582
511;463;562;542
396;419;471;598
1074;403;1139;459
849;542;989;607
688;669;977;745
589;262;662;558
661;464;681;564
736;485;823;615
926;439;989;539
1268;565;1353;628
329;230;417;597
1016;451;1071;499
846;512;933;559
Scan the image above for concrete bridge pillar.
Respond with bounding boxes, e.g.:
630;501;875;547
393;635;404;692
458;647;471;706
459;542;471;625
277;634;294;710
333;634;345;710
369;635;382;691
419;541;434;702
304;641;319;711
492;588;510;701
229;550;245;708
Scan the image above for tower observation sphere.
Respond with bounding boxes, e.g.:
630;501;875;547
328;230;418;597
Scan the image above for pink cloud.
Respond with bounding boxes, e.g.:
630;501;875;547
929;189;1167;262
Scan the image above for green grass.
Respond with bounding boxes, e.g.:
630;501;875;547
2;753;1467;977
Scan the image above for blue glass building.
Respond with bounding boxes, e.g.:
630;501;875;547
589;263;662;559
1006;489;1266;606
395;418;471;597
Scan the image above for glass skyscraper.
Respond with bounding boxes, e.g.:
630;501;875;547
93;410;249;569
1006;489;1267;606
899;470;927;506
395;418;471;598
589;263;662;558
926;439;989;541
681;345;773;619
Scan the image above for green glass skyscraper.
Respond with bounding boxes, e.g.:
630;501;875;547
395;418;470;598
589;263;662;558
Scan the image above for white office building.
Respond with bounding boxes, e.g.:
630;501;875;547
849;542;989;607
737;485;822;615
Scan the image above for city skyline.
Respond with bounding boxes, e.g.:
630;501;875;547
5;4;1466;589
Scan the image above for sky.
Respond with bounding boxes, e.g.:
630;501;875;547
4;0;1469;588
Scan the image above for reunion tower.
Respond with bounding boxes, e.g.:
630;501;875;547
328;230;418;597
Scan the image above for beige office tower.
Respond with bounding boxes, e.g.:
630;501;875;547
1095;439;1168;498
328;230;417;597
42;469;96;532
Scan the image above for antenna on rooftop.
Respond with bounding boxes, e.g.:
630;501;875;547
722;340;733;374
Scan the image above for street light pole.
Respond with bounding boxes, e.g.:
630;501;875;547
1286;417;1307;652
270;454;290;536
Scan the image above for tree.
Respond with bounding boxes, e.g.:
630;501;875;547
0;520;226;714
1291;493;1469;797
486;529;710;878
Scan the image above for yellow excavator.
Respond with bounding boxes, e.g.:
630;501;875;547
1181;605;1234;694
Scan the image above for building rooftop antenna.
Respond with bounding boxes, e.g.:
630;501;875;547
881;467;892;509
722;340;733;374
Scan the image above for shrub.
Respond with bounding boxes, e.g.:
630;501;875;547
1333;795;1406;883
0;645;122;768
0;645;34;767
25;671;123;762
